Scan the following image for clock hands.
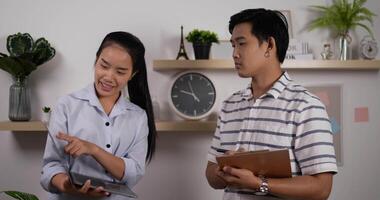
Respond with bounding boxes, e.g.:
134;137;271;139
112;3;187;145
180;90;194;96
179;89;200;102
187;81;200;102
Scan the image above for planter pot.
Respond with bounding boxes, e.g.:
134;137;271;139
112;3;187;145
338;34;351;60
41;112;51;125
9;77;31;121
193;43;211;59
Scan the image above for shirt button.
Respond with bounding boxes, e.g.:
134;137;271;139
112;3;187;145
105;122;110;126
106;144;111;148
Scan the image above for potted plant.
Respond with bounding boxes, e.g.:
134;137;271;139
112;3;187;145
185;29;219;59
0;33;55;121
41;106;51;125
308;0;376;60
0;191;39;200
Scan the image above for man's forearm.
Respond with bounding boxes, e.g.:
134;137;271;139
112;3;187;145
206;162;227;189
267;173;333;200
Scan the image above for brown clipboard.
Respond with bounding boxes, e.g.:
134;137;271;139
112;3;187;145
216;149;292;178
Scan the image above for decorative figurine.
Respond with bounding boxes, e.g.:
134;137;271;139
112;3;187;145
321;43;333;60
176;26;189;60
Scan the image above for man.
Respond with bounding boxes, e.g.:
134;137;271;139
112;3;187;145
206;9;337;200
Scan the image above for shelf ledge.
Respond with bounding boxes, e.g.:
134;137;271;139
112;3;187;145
0;121;217;132
153;59;380;71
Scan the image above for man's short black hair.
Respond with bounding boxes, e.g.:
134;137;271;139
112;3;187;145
229;8;289;63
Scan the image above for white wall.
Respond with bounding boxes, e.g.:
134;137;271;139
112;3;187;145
0;0;380;199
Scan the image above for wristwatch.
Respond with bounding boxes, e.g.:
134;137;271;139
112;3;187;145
255;176;269;196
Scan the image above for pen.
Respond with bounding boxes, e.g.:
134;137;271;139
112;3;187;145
216;149;228;153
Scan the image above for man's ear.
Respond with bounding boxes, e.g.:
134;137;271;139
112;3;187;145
267;37;276;52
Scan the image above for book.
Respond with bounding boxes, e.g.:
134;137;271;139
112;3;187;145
287;39;309;55
216;149;292;178
285;53;314;60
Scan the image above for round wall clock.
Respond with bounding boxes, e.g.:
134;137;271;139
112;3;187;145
169;71;216;120
360;36;378;60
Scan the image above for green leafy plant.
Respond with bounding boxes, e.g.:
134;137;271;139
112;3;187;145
308;0;376;37
42;106;51;113
0;33;56;82
1;191;39;200
185;29;219;44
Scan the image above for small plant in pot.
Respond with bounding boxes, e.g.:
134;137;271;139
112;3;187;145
308;0;376;60
185;29;219;59
41;106;51;125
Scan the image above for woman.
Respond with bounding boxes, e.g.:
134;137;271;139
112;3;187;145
40;31;156;200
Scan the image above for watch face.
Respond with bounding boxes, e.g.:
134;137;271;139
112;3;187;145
170;72;216;119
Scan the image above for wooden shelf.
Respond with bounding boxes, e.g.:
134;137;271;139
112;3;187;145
0;121;217;132
0;121;47;131
153;59;380;71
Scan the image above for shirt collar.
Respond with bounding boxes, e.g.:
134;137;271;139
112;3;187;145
71;84;137;115
265;71;292;99
241;71;292;100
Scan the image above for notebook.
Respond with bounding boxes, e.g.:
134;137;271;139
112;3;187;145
69;171;138;198
216;149;292;178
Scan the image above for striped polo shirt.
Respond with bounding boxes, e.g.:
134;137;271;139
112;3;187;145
207;72;338;200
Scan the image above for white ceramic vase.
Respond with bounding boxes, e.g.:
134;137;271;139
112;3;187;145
41;112;51;125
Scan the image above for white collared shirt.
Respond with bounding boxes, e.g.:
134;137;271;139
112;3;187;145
41;84;148;200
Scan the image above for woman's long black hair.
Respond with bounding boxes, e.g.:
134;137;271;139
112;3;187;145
96;31;156;162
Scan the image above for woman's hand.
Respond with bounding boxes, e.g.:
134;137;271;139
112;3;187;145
51;173;109;197
56;132;99;157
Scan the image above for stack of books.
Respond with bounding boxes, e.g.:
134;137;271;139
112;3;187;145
285;39;314;60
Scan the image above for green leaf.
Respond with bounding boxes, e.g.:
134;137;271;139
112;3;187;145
308;0;376;36
0;57;26;78
6;33;34;57
0;32;55;78
32;38;56;65
3;191;39;200
185;29;219;44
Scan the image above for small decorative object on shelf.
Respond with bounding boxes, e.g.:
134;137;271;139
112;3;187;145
185;29;219;59
169;71;216;120
285;39;312;60
321;43;334;60
42;106;51;125
0;33;55;121
176;26;189;60
360;36;378;60
308;0;376;60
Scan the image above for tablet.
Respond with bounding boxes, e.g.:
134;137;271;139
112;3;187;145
69;171;138;198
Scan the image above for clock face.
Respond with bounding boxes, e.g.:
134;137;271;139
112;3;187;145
170;72;216;120
362;43;378;59
360;36;378;60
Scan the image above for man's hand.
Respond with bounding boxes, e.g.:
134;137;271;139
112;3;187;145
56;132;99;157
216;166;261;189
215;148;261;189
